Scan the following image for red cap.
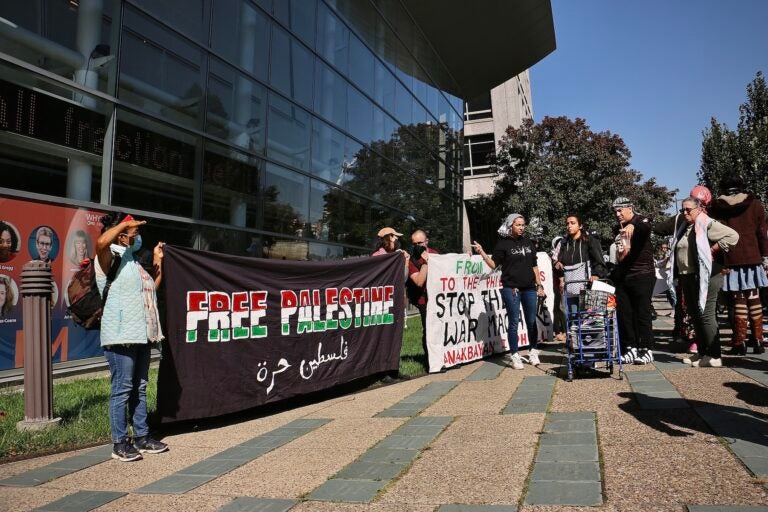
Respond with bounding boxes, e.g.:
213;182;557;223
121;214;135;223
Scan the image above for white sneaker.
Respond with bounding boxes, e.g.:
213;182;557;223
693;356;722;368
621;347;637;364
634;349;654;365
508;352;524;370
682;353;702;365
528;348;541;366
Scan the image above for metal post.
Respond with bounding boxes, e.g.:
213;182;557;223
17;261;61;432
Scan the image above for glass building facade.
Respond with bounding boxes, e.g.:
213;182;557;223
0;0;465;260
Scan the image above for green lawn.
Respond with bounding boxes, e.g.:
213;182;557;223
0;317;427;461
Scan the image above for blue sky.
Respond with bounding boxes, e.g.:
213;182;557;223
530;0;768;206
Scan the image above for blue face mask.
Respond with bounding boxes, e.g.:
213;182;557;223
130;235;142;252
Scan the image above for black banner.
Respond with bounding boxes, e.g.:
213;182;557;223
157;246;405;423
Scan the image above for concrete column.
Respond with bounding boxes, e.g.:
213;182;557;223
17;261;61;432
68;0;104;201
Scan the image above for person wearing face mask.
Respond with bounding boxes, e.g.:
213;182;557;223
95;212;168;462
472;214;545;369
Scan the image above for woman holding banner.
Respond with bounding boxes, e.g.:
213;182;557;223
96;212;168;462
472;214;545;369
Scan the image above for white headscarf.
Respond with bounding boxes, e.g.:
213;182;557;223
497;213;522;238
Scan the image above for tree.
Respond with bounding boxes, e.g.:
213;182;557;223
699;71;768;201
468;116;674;249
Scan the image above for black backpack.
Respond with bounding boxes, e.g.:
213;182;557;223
67;254;121;329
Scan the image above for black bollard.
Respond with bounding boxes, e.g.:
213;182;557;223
17;261;61;432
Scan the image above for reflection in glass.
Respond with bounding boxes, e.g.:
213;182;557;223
211;0;270;82
267;94;310;171
309;180;331;241
346;86;373;145
316;2;349;74
270;26;313;108
120;6;204;129
311;119;344;183
112;110;197;217
313;61;347;129
263;163;309;237
201;143;262;228
131;0;209;43
348;34;374;94
206;58;266;154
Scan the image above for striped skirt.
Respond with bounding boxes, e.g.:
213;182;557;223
722;264;768;292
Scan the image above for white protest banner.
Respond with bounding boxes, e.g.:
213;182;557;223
425;253;529;373
536;252;554;343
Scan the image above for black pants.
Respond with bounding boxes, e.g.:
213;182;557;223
416;303;428;358
615;273;656;352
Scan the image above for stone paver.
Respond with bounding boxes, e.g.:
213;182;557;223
525;411;601;506
0;446;112;487
502;375;556;414
438;505;518;511
695;406;768;477
135;419;331;494
218;497;297;512
626;369;688;409
32;490;125;511
376;382;459;417
465;362;506;381
308;416;451;503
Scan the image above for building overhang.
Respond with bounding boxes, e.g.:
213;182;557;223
404;0;556;99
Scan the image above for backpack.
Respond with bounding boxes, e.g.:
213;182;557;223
67;254;121;329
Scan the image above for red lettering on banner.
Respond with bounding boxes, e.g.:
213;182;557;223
231;292;248;312
352;288;364;304
339;287;352;305
371;286;382;302
299;290;311;307
312;289;321;306
188;291;207;311
281;290;297;308
209;292;230;312
325;288;338;305
250;291;267;310
383;285;394;302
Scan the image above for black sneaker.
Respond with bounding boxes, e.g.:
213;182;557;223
112;439;142;462
133;435;169;454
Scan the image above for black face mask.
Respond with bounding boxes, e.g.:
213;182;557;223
393;238;401;250
411;244;426;260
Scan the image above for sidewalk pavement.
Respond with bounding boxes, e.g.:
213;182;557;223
1;300;768;512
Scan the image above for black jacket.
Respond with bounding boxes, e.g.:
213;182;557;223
557;236;608;278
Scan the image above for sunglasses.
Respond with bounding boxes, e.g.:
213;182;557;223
679;207;699;214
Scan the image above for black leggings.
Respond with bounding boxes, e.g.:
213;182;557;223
615;273;656;351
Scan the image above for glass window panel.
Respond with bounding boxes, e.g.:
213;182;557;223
112;109;197;217
412;101;427;127
201;142;262;228
310;119;344;183
120;6;204;129
290;0;316;46
309;242;343;261
270;27;313;108
343;136;365;184
206;57;267;154
267;94;310;171
211;0;269;81
131;0;210;43
263;163;309;237
426;85;439;121
0;76;109;202
0;3;116;95
346;86;373;144
373;60;395;113
309;180;332;241
348;35;374;94
316;2;349;74
394;81;412;126
197;224;267;257
313;61;347;128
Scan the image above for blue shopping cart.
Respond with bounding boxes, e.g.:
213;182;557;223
563;264;623;381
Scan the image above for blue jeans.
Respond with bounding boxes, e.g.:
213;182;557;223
104;344;150;443
501;287;539;354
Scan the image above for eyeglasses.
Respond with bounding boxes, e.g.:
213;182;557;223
37;241;52;248
413;241;427;246
679;207;699;214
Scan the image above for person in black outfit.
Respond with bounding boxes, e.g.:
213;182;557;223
610;197;656;365
472;213;545;369
554;214;608;317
